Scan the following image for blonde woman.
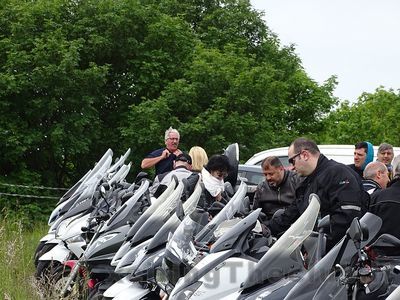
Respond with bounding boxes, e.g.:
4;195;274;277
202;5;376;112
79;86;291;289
189;146;208;173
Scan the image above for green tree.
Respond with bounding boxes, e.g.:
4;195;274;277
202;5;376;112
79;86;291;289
121;43;336;163
0;0;108;188
0;0;338;222
318;87;400;146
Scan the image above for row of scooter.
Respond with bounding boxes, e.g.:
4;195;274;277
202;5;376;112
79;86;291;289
34;147;400;299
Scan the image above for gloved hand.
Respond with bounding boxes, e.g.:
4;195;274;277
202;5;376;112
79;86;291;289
260;223;271;238
260;223;274;246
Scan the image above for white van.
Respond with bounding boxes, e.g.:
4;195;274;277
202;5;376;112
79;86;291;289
245;144;400;168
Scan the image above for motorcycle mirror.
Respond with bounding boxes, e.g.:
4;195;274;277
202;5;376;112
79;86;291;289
176;197;185;221
361;224;369;241
223;143;239;188
172;174;179;186
239;196;251;215
347;217;364;242
224;181;234;197
167;231;173;242
208;201;225;217
121;191;134;203
100;182;110;197
135;171;149;184
317;215;330;232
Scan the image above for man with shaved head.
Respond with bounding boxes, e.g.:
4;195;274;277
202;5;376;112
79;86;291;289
362;161;389;195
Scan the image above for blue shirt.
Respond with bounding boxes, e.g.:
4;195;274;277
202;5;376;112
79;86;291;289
145;148;177;175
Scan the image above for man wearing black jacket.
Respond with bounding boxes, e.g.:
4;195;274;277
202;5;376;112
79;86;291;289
369;161;400;239
253;156;301;220
269;138;368;249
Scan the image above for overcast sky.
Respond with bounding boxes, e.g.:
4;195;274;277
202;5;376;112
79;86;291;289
250;0;400;102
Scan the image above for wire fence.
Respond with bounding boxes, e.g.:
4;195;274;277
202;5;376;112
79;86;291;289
0;182;67;200
0;192;60;199
0;182;68;191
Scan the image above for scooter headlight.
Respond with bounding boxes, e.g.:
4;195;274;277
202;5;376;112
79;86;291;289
55;220;68;238
90;233;118;250
65;234;85;244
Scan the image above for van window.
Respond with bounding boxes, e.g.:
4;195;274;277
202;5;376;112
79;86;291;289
254;156;290;168
246;145;400;167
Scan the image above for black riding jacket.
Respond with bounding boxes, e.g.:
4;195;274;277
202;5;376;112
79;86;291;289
269;154;368;248
253;170;301;219
370;177;400;239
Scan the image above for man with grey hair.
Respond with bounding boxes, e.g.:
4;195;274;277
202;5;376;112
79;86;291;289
268;137;369;249
141;127;182;175
377;143;394;179
362;161;389;195
369;155;400;239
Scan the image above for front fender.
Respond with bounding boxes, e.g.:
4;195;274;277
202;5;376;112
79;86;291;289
103;275;132;298
38;243;70;263
113;281;151;300
39;232;56;242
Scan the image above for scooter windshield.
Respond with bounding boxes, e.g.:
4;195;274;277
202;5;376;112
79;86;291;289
242;194;321;290
147;180;202;252
167;214;205;265
195;181;247;243
284;212;382;300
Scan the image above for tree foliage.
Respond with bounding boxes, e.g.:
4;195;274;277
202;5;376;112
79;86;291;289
0;0;338;219
318;88;400;146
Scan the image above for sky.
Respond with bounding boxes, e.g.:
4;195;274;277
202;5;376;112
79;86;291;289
250;0;400;102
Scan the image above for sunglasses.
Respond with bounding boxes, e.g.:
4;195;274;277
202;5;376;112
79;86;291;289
288;151;302;165
176;157;191;164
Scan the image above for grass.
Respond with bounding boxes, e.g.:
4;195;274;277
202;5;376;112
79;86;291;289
0;216;48;300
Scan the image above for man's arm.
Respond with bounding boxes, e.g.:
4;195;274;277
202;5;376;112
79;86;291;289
268;199;301;236
326;166;365;245
141;149;170;169
252;183;263;210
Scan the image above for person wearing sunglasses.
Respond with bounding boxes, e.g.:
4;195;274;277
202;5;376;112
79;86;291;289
141;127;183;175
268;137;369;250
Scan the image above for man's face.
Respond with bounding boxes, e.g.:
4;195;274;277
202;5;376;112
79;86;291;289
377;149;394;166
288;145;307;176
354;148;367;168
165;132;179;152
262;165;284;187
377;167;390;189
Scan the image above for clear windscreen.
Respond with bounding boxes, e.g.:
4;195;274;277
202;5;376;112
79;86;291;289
284;212;383;300
166;214;205;264
242;194;321;289
195;181;247;243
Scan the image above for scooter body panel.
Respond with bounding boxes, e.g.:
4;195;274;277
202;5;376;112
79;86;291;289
112;281;151;300
39;243;70;263
182;257;258;300
103;275;132;298
39;232;56;243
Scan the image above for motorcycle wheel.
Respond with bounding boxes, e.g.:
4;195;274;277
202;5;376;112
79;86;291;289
139;290;163;300
33;241;45;267
50;264;87;300
33;242;56;267
88;285;103;300
35;260;61;281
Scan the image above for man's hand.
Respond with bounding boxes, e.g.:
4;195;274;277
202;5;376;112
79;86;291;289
161;149;170;159
260;223;271;238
